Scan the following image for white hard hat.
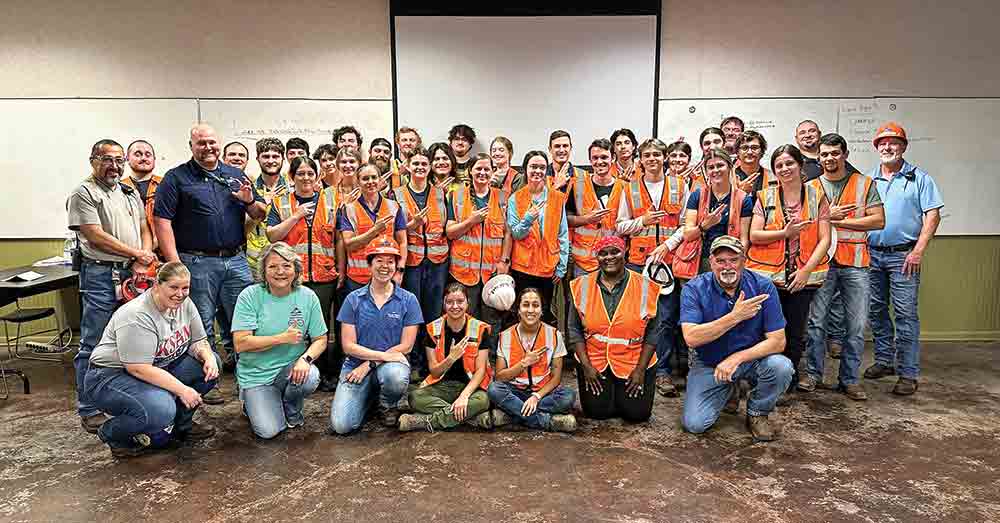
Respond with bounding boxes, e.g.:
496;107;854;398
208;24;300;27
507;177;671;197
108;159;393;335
482;274;516;311
828;226;839;259
642;257;675;295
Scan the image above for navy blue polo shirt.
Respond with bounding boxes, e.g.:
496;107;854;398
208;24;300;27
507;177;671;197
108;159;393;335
336;283;424;372
679;269;785;367
154;159;262;252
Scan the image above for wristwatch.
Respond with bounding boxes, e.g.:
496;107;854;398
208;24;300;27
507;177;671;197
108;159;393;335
369;361;378;370
302;354;314;364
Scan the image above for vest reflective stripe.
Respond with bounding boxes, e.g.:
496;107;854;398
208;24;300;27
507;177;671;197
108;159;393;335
510;187;566;277
421;315;493;390
672;186;746;280
274;191;339;282
625;175;684;266
450;187;506;286
393;185;449;266
345;198;399;283
746;182;829;288
833;174;871;268
498;324;557;391
570;174;624;272
571;271;658;378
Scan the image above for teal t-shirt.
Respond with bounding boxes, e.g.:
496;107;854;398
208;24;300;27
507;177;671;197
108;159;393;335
231;284;328;389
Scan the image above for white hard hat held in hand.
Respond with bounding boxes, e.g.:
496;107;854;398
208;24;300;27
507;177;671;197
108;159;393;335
482;274;516;311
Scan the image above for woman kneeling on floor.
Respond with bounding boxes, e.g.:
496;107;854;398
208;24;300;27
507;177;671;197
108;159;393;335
84;262;220;458
487;288;577;432
399;283;495;432
232;242;328;439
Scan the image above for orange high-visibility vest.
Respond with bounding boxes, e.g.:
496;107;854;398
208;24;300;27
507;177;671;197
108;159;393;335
342;196;401;284
624;174;686;266
497;167;519;199
570;174;625;273
685;162;708;193
672;186;747;280
274;189;340;283
497;322;560;392
122;174;163;246
388;159;408;191
510;187;567;278
733;167;777;192
421;315;492;390
831;172;873;268
746;181;829;288
570;270;659;378
392;185;449;266
449;186;506;286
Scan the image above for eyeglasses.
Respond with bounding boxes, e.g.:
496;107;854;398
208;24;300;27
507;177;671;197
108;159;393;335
738;145;762;153
92;156;126;166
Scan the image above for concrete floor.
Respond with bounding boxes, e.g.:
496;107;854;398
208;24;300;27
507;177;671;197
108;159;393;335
1;342;999;523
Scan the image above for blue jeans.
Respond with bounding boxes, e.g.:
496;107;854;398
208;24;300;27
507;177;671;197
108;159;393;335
682;354;793;433
329;361;410;434
487;382;576;430
75;262;131;418
85;353;221;449
180;252;253;361
805;266;870;385
240;360;320;439
869;250;922;379
826;290;845;344
402;259;448;373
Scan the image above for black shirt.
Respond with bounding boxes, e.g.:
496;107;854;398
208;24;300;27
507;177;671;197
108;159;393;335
566;179;615;215
135;179;152;202
566;271;662;348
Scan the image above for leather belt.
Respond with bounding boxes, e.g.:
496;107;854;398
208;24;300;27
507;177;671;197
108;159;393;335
83;258;131;269
870;241;916;253
181;246;244;258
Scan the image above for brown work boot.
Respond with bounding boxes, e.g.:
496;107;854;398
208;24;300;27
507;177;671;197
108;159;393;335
797;374;819;393
397;413;433;432
838;383;868;401
202;388;225;405
81;413;109;434
746;415;776;443
656;374;678;397
892;377;919;396
381;407;401;428
828;340;843;359
549;414;578;433
465;411;494;430
864;363;896;380
180;421;217;441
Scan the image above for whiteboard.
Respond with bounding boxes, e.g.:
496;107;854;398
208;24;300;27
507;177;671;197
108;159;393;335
199;99;394;179
0;98;198;238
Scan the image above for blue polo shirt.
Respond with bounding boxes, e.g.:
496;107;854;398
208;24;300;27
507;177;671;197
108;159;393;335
336;283;424;372
866;160;944;248
154;159;262;252
679;269;785;367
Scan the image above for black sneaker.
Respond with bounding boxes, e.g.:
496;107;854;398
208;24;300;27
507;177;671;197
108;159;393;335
81;413;109;435
177;421;216;441
864;363;896;380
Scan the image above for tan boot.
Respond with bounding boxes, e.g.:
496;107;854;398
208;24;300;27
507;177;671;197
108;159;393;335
397;413;433;432
549;414;578;433
746;415;776;443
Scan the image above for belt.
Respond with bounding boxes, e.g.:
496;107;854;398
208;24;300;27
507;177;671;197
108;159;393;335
870;241;916;253
83;258;131;269
181;246;244;257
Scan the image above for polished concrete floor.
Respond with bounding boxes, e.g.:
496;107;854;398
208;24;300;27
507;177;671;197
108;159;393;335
1;342;999;523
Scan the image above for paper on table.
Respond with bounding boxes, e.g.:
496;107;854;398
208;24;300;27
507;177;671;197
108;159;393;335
33;256;70;267
2;271;45;282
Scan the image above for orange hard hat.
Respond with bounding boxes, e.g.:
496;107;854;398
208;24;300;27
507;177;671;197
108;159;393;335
120;274;155;302
873;122;908;147
365;237;401;263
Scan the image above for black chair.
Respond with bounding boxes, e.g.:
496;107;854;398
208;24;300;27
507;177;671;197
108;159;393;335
0;295;37;398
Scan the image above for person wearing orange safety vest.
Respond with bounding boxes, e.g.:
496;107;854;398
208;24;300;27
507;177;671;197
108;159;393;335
569;235;662;422
545;130;585;331
122;140;163;254
802;134;884;402
390;147;450;376
487;288;577;432
733;130;778;203
338;163;408;295
747;145;832;393
566;139;625;278
398;283;496;432
446;153;507;326
615;138;688;397
488;136;523;200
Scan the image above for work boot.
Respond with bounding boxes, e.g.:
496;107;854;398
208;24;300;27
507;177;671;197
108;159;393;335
838;383;868;401
397;413;433;432
746;415;776;443
178;421;217;441
864;363;896;380
81;413;109;434
202;388;225;405
110;444;156;459
465;411;494;430
381;407;401;428
549;414;578;433
797;374;819;393
828;340;843;359
892;377;919;396
656;374;678;397
490;409;513;428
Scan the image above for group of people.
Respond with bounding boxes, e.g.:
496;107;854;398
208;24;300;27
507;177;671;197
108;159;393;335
66;115;942;457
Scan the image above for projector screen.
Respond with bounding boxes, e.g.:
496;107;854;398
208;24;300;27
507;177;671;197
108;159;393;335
394;16;658;165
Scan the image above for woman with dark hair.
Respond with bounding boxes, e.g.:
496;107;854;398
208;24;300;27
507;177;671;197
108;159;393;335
487;287;577;432
610;128;640;182
427;142;464;194
314;143;339;189
500;151;569;326
747;144;831;390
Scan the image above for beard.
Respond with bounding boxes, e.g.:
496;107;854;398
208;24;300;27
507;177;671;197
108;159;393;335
718;269;739;287
373;158;390;174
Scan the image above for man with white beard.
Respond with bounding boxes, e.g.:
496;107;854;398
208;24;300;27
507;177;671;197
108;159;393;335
678;236;791;443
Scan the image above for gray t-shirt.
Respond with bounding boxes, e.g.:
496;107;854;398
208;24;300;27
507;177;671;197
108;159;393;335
819;172;882;208
89;292;207;368
66;177;145;262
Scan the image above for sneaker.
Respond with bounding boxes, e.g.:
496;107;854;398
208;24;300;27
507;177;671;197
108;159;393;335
549;414;578;433
465;411;494;430
828;340;843;360
381;407;401;428
838;383;868;401
178;421;217;441
892;377;919;396
655;375;678;397
864;363;896;380
490;409;513;428
81;413;109;434
797;374;819;393
202;388;225;405
397;413;433;432
746;415;776;443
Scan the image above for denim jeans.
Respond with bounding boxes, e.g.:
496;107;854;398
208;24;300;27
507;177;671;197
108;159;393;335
825;290;845;344
329;361;410;434
805;266;870;386
75;262;131;418
869;250;922;379
486;381;576;430
681;354;793;433
402;259;448;374
179;252;253;362
85;353;221;449
240;359;320;439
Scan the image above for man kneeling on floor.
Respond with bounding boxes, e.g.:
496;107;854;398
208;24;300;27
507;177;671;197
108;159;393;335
679;236;791;442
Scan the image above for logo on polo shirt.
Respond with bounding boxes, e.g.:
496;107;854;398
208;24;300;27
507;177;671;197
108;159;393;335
387;312;402;320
